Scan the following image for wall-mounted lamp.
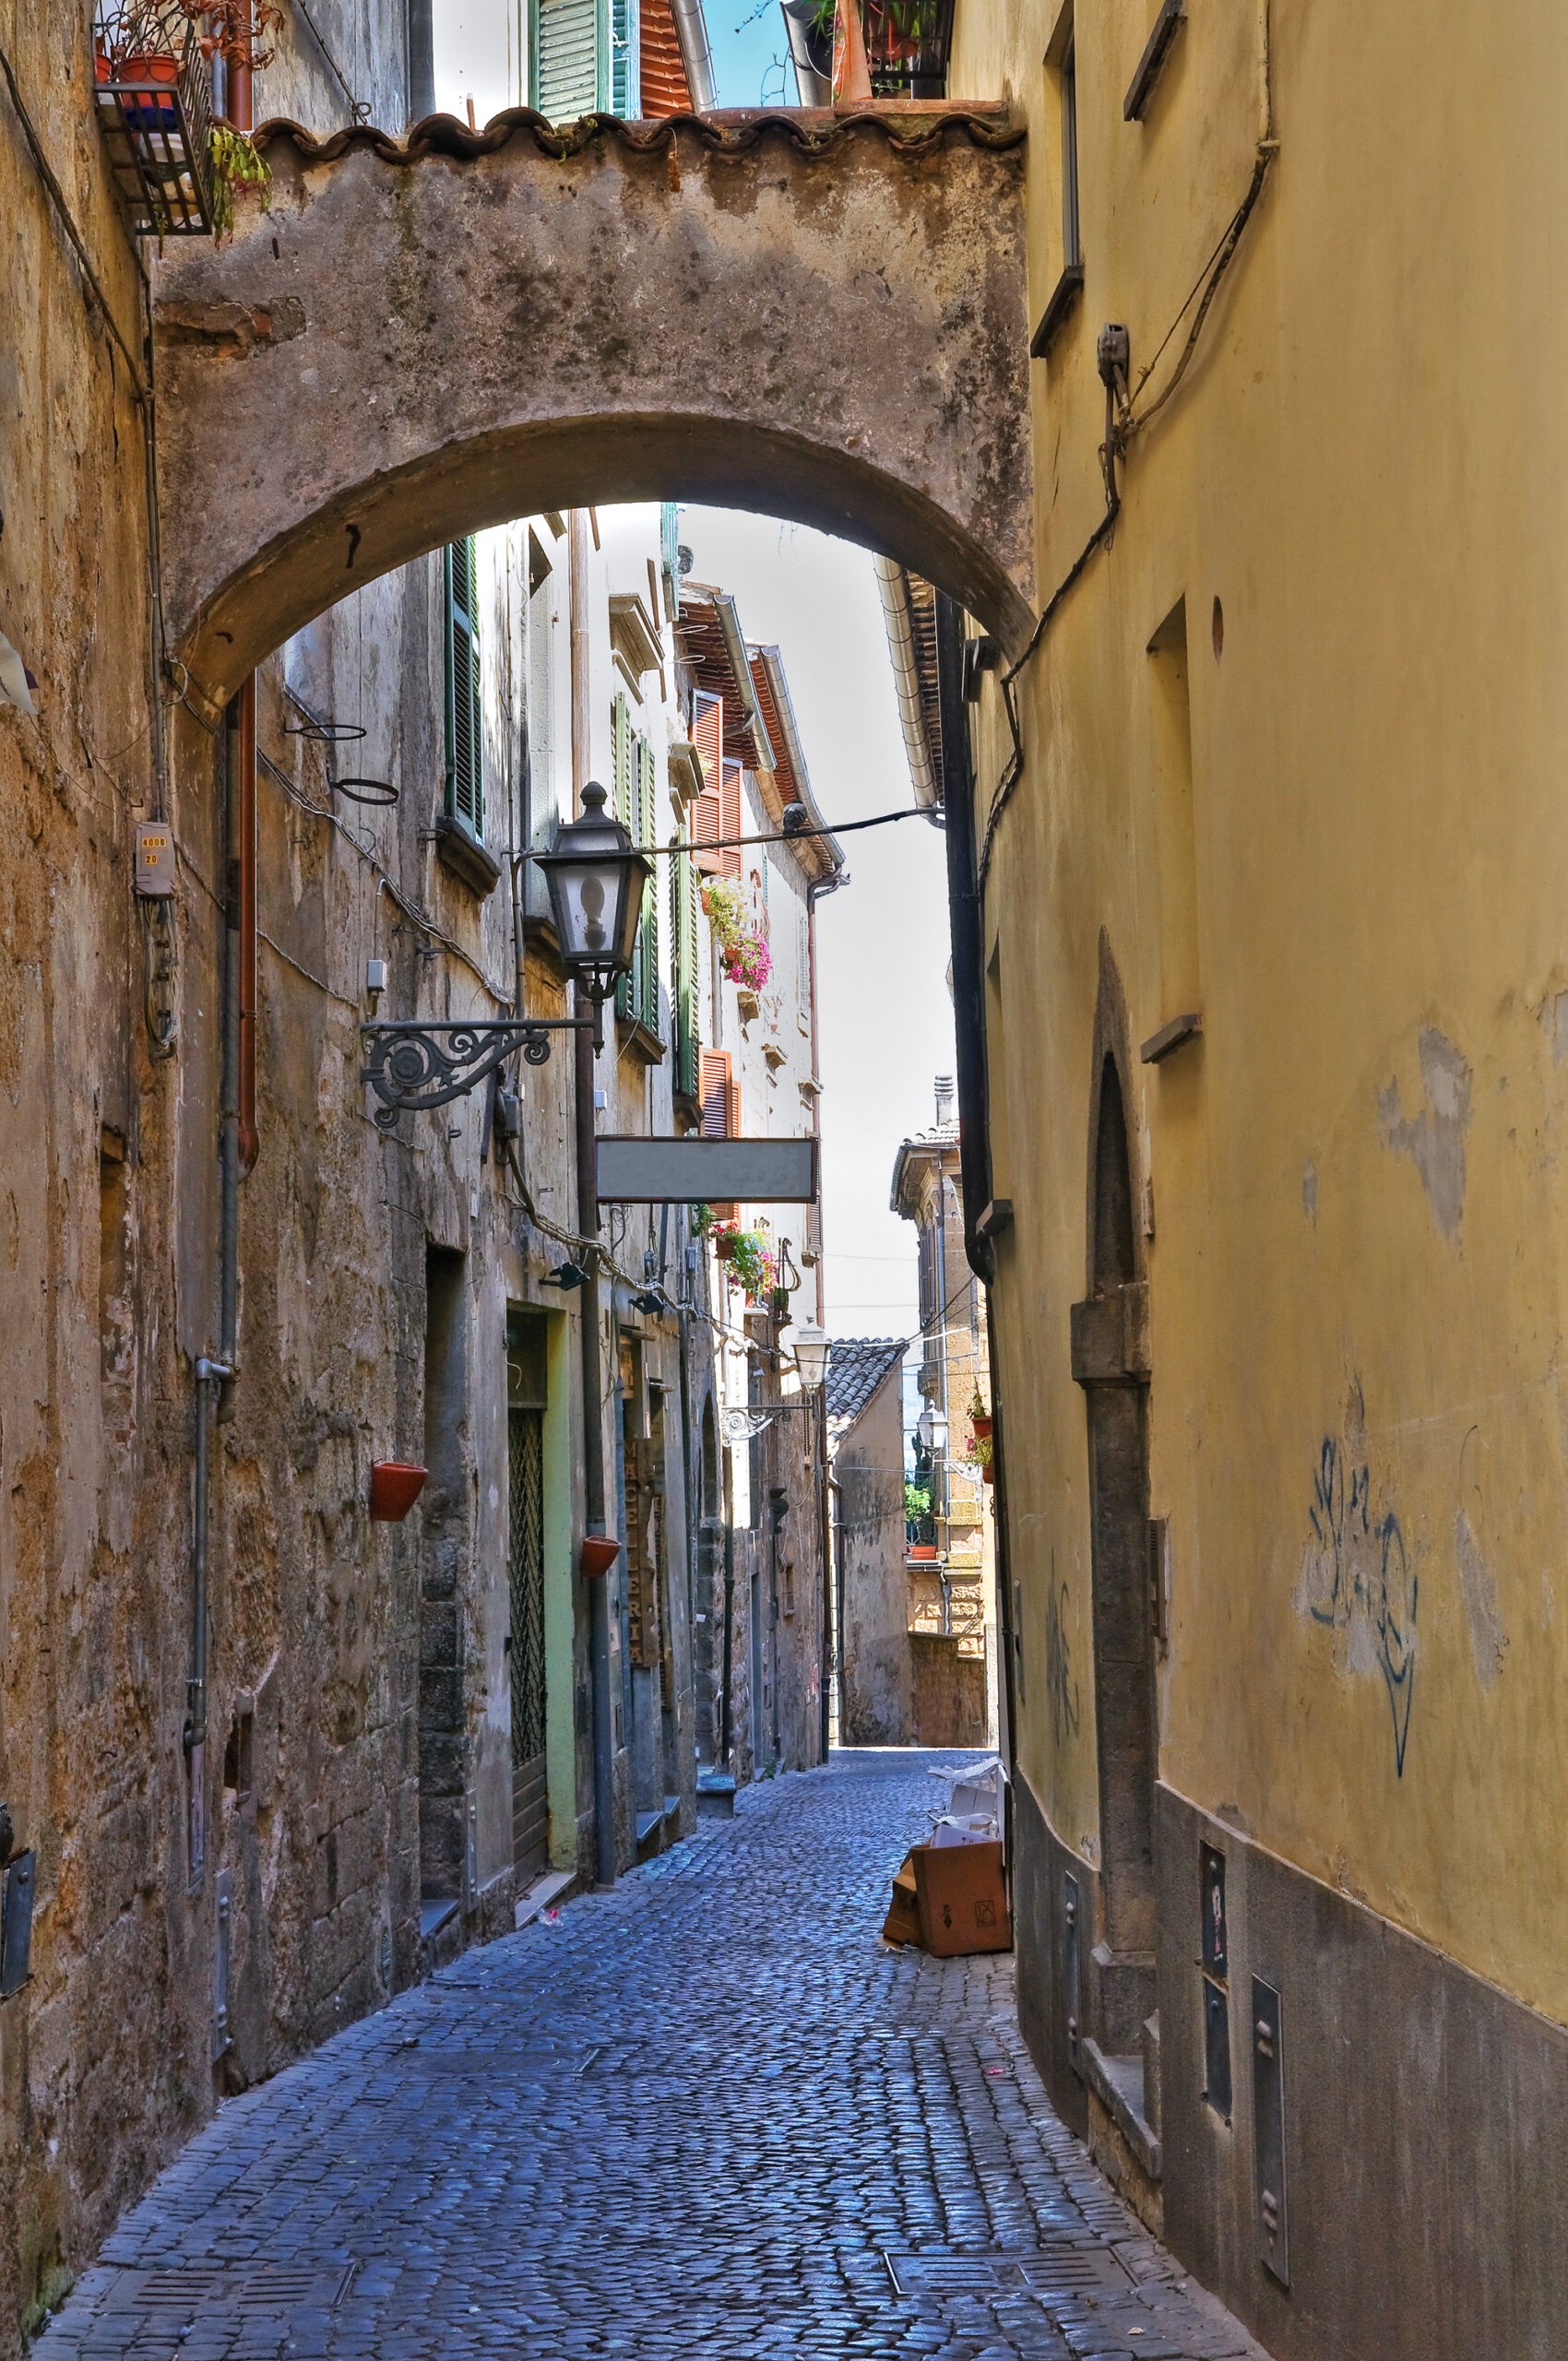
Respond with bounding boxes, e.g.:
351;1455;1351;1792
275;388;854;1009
360;782;650;1127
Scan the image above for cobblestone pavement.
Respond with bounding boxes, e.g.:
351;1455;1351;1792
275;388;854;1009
39;1752;1272;2361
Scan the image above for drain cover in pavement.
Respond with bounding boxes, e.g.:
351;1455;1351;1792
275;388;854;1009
884;2246;1134;2303
105;2263;354;2316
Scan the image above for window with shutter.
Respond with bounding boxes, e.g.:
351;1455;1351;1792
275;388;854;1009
445;538;484;838
531;0;608;118
692;691;724;876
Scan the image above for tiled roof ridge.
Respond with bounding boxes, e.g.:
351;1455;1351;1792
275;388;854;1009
250;107;1026;168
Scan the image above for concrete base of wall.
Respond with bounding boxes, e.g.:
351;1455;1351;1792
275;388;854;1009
1015;1772;1568;2361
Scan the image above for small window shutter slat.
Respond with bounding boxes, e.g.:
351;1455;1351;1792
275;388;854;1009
532;0;606;117
719;763;743;881
445;539;483;837
701;1049;738;1216
612;694;635;1021
638;736;659;1035
672;833;699;1098
610;0;640;117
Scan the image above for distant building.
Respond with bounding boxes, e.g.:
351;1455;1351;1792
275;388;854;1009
891;1083;998;1748
826;1340;909;1744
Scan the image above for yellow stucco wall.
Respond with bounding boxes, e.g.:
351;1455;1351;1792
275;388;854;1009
953;0;1568;2021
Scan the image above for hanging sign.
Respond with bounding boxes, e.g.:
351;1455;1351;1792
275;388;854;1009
595;1136;819;1204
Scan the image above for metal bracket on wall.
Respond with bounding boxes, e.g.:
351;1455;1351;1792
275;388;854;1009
360;1017;592;1128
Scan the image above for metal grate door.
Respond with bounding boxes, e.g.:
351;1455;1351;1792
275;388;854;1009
509;1407;548;1883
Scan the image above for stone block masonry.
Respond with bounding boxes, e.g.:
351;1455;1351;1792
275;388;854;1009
34;1752;1272;2361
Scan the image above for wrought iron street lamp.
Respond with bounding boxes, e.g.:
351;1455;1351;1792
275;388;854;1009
791;1325;830;1394
360;782;651;1126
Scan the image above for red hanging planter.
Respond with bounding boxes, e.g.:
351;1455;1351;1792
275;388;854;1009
369;1461;427;1522
579;1533;624;1581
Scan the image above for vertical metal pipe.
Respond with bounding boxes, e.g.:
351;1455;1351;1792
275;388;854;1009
934;592;995;1287
236;678;258;1173
816;1384;832;1762
570;507;616;1890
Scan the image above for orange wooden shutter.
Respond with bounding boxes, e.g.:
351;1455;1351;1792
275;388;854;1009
693;694;724;875
701;1050;739;1216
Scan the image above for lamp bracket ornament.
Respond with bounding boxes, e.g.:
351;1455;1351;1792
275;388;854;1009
361;1017;590;1128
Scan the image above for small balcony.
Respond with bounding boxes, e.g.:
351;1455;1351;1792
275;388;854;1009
94;2;216;239
784;0;957;103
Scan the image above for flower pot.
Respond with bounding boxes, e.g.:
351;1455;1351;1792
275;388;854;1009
579;1533;624;1581
715;1233;738;1261
769;1287;790;1318
909;1544;939;1562
369;1461;427;1521
120;52;181;131
981;1460;995;1486
971;1414;992;1446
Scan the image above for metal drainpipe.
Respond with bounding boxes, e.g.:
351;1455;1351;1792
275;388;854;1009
229;30;258;1178
571;507;616;1890
804;872;842;1326
816;1384;832;1762
934;593;994;1288
933;591;1017;1772
669;0;718;108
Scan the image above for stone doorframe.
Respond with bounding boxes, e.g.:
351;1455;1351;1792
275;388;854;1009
1069;936;1158;2060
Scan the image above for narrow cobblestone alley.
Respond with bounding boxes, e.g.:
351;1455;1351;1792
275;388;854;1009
38;1756;1268;2361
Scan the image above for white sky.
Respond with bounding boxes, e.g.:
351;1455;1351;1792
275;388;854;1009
680;510;956;1348
430;13;957;1352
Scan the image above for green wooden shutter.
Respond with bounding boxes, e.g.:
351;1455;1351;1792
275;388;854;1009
531;0;609;117
610;0;640;116
638;734;659;1034
612;693;636;1021
445;538;483;838
672;827;700;1098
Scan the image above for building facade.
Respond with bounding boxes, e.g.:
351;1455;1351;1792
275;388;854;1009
891;1086;997;1749
929;4;1568;2355
826;1340;909;1747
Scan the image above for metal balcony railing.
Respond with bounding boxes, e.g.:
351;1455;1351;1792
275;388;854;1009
94;3;216;238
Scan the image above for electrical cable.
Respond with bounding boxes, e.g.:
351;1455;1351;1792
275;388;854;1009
977;42;1279;891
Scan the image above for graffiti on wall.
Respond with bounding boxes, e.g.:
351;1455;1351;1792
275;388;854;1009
1299;1383;1418;1774
1045;1561;1081;1747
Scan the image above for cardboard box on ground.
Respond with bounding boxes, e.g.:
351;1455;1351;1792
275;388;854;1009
880;1759;1013;1957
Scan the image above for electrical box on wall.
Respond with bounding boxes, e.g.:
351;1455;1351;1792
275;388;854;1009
135;818;175;897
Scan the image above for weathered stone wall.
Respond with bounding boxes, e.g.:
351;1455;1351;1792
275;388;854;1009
838;1373;913;1746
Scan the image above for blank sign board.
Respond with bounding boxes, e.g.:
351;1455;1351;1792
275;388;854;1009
596;1136;819;1204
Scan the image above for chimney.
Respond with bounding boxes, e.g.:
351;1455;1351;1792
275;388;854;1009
934;1075;956;1127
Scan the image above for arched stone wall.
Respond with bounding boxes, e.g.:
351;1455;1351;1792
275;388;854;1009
151;107;1034;716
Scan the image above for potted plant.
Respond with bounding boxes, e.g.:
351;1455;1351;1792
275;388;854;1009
700;877;771;992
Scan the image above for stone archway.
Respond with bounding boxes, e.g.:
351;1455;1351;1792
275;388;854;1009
151;108;1034;716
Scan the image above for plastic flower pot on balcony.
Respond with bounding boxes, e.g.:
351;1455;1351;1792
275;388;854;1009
120;53;180;131
580;1533;624;1581
369;1461;428;1521
970;1414;992;1447
909;1544;939;1562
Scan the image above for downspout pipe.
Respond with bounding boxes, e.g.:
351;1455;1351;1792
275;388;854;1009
571;507;616;1891
935;591;995;1288
670;0;718;110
